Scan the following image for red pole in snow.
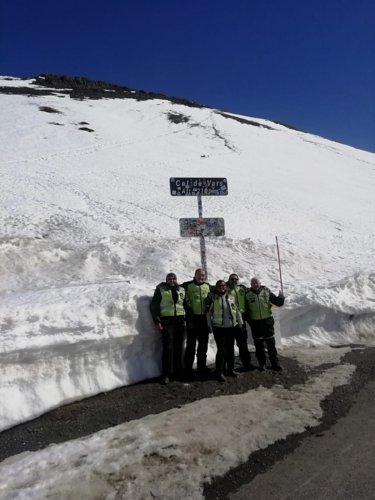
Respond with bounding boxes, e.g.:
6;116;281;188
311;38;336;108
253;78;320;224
275;235;284;295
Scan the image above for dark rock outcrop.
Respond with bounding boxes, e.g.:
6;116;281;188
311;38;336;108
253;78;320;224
0;73;204;109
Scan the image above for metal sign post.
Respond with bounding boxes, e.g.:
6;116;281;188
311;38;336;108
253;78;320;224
170;177;228;279
200;231;207;276
197;195;207;276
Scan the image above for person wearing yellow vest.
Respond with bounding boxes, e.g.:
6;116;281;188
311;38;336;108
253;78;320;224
207;280;244;381
150;272;188;384
245;277;285;371
182;268;212;379
226;273;255;371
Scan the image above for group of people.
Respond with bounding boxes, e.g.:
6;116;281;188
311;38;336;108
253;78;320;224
150;268;285;384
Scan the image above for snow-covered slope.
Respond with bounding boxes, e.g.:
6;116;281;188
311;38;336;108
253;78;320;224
0;75;374;430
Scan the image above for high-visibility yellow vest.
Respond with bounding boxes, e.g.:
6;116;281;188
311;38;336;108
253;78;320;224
227;285;246;313
246;288;272;320
212;294;238;327
159;285;185;317
185;282;210;315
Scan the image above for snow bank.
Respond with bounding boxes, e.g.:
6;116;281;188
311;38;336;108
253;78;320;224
0;77;374;430
281;273;375;346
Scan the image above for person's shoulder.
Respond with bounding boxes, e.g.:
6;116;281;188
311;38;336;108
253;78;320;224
181;280;193;289
156;282;166;289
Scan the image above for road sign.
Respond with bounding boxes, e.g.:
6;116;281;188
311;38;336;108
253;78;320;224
170;177;228;196
179;218;225;237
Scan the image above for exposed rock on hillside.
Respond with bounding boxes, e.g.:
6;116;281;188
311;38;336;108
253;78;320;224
0;73;204;108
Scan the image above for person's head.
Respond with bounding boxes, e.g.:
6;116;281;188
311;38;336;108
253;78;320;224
228;273;239;287
250;277;261;290
215;280;227;294
166;272;178;286
194;268;206;284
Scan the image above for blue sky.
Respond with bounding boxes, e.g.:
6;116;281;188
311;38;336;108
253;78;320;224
1;0;374;152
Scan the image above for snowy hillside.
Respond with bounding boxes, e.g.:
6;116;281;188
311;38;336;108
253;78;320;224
0;75;375;432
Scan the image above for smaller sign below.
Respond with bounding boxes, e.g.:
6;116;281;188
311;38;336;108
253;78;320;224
179;218;225;237
170;177;228;196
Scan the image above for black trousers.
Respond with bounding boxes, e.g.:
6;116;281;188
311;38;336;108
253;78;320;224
234;325;252;368
248;317;278;366
160;317;185;378
213;326;236;375
184;314;209;372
